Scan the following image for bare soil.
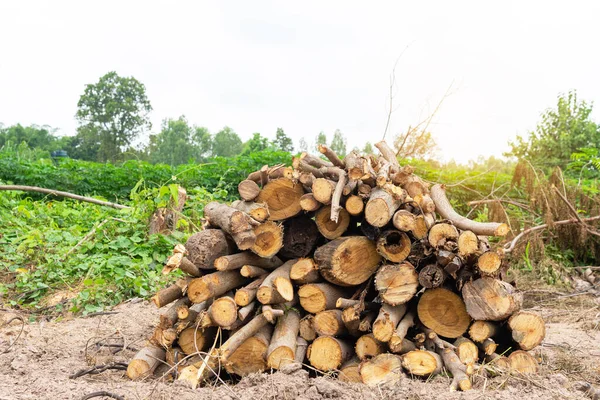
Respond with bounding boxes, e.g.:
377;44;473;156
1;291;599;400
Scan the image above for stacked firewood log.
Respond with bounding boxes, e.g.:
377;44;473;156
127;141;545;391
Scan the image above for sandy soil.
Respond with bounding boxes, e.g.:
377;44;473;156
1;294;599;400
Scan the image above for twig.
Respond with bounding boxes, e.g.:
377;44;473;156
468;198;538;216
69;362;128;379
0;185;129;209
0;316;25;354
63;219;109;261
84;311;119;318
552;186;600;238
80;391;125;400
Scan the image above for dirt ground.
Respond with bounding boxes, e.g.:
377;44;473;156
1;290;599;400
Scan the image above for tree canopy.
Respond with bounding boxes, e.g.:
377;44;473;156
212;127;243;157
273;128;294;152
330;129;347;157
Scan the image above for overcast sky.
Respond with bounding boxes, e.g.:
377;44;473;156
1;1;599;162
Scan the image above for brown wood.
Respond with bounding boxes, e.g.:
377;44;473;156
412;214;429;239
374;141;399;168
478;251;502;274
179;326;216;355
238;179;261;201
428;223;459;248
364;187;402;227
312;178;336;205
313;309;347;336
152;278;191;308
208;296;238;328
289;258;321;285
462;278;522;321
257;260;296;304
231;200;270;222
339;357;362;383
373;304;407;342
392;210;416;232
179;257;202;277
204;202;257;250
251;221;284;258
508;350;538;374
267;310;301;369
376;230;411;263
453;337;478;366
355;334;385;360
127;345;166;380
401;350;442;377
388;310;415;353
468;320;499;343
240;265;268;278
314;236;381;286
318;144;345;168
508;311;545;350
431;184;509;236
234;276;266;306
278;215;320;259
215;252;282;271
256;178;304;221
375;262;418;305
225;324;273;376
159;297;191;329
437;348;472;391
261;304;284;323
315;205;350;239
418;288;471;338
359;353;403;386
357;182;372;198
300;193;322;212
345;195;364;216
319;166;347;223
185;229;235;270
458;230;479;258
418;264;446;289
299;315;317;342
307;336;353;371
298;283;348;314
188;271;248;304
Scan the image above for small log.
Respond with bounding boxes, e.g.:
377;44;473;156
300;193;322;212
251;221;284;258
256;178;304;221
357;182;372;198
446;256;464;280
127;345;166;380
231;200;270;222
215;252;282;271
295;337;308;364
390;165;414;185
417;193;435;213
179;257;202;277
257;260;296;304
358;310;378;332
430;184;509;236
375;262;419;305
468;320;499;342
262;305;285;323
462;277;522;321
342;304;362;332
412;214;429;240
185;229;235;270
314;236;382;286
152;278;191;308
428;223;459;248
453;337;479;366
225;324;273;376
159;297;191;329
267;310;301;369
388;310;415;353
345;195;364;216
289;258;321;285
417;288;471;338
319;166;347;223
508;311;545;350
150;327;177;348
376;230;411;263
240;265;268;278
508;350;538;374
312;178;336;205
208;296;238;328
359;353;403;386
401;350;443;377
307;336;353;371
345;151;367;180
418;264;446;289
478;251;502;275
234;276;266;306
313;309;347;336
315;205;351;239
318;144;345;168
437;250;455;266
392;210;416;232
343;179;358;196
177;301;208;323
299;315;317;342
364;187;402;227
339;357;362;383
204;202;257;250
298;283;348;313
336;298;360;309
188;271;248;304
238;180;261;201
478;338;497;356
373;304;407;342
179;326;216;355
437;348;472;391
457;230;479;258
355;334;385;360
278;215;320;259
375;141;399;168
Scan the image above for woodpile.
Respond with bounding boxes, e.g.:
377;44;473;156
127;141;545;392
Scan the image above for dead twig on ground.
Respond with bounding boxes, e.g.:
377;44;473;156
69;362;128;379
0;185;129;209
80;391;125;400
1;315;25;354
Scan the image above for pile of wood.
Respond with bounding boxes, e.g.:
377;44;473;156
126;141;545;391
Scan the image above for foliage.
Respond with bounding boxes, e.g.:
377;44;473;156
507;90;600;170
242;133;272;155
330;129;347;157
212;126;243;157
394;129;437;160
148;116;196;166
0;124;72;156
75;71;152;163
362;141;374;155
273;128;294;152
315;131;327;152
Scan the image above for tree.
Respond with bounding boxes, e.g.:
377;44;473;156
315;131;327;152
506;91;600;169
330;129;347;156
193;126;213;161
75;71;152;163
242;133;271;155
148;117;195;166
393;129;437;160
273;128;294;152
362;142;374;155
298;137;308;152
212;126;243;157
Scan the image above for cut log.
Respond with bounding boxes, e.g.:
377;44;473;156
388;310;415;353
355;334;385;360
364;187;402;227
208;296;238;328
345;195;364;216
372;304;407;343
179;326;216;355
204;202;257;250
278;215;320;259
478;251;502;275
453;337;478;366
358;310;378;332
225;324;273;376
313;309;347;336
188;271;248;304
315;205;350;239
240;265;268;278
462;277;522;321
179;257;202;277
159;297;191;329
185;229;235;270
314;236;382;286
412;214;429;240
312;178;336;205
234;276;266;306
318;144;345;168
457;230;479;258
343;179;358;196
345;151;367;180
376;230;411;263
177;301;208;323
375;262;419;305
392;210;416;232
299;315;317;342
359;353;403;386
300;193;322;212
215;252;282;271
468;320;499;342
428;223;459;248
508;350;538;374
238;301;256;321
418;288;471;338
437;348;472;391
261;305;284;323
152;278;191;308
416;193;435;213
478;338;498;356
307;336;353;371
401;350;442;377
289;258;320;285
336;298;360;309
507;311;545;350
127;345;166;380
238;180;261;201
339;357;362;383
298;283;348;314
267;310;301;369
295;337;308;364
418;264;446;289
231;200;270;222
251;221;284;258
358;183;372;199
375;141;399;168
256;178;304;221
430;184;509;236
257;260;296;304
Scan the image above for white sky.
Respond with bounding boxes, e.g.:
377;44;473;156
1;1;599;162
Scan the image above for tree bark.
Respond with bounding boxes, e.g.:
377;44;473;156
151;278;191;308
127;345;166;380
257;260;296;304
278;215;320;259
185;229;235;270
215;252;282;271
299;315;317;342
298;282;348;314
418;264;446;289
318;144;345;168
388;310;415;353
231;200;270;222
0;185;129;209
240;265;268;278
204;202;257;250
267;310;301;369
188;271;248;303
462;278;522;321
225;324;273;376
